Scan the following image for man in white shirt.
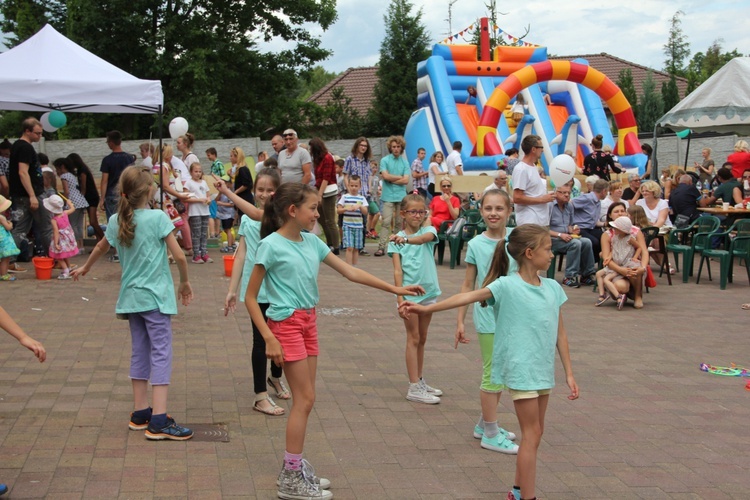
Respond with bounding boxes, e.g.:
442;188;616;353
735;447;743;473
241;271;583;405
277;128;312;185
512;135;554;226
445;141;464;176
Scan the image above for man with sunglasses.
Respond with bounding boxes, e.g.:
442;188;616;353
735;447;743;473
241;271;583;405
512;135;554;226
278;129;312;186
8;118;52;267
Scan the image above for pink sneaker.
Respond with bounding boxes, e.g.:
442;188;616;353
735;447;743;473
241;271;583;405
202;254;213;263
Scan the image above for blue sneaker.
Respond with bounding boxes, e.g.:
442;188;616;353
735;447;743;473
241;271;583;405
145;417;193;441
481;433;519;454
507;488;521;500
473;424;516;441
0;483;7;496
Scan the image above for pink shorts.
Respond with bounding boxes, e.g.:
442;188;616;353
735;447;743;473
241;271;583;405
267;309;319;362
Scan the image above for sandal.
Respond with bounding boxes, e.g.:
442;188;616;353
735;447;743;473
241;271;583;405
617;294;627;311
742;303;750;310
253;395;285;416
373;249;385;257
267;376;291;400
595;294;610;307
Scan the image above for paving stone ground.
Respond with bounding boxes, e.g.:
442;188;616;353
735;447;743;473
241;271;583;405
1;245;749;499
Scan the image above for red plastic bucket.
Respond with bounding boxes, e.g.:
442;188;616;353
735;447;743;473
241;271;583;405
223;255;234;277
32;257;55;280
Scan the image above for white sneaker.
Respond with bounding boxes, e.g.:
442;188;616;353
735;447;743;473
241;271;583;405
419;378;443;396
406;383;440;404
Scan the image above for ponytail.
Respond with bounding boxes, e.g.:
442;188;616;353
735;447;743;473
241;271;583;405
260;182;317;238
117;195;136;247
480;240;510;306
116;166;153;247
260;195;281;238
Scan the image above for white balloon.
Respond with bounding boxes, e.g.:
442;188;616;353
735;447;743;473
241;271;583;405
549;154;576;188
573;177;582;192
169;117;189;139
40;112;57;133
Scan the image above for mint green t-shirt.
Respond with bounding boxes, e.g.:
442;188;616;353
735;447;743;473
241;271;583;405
254;232;331;321
105;209;178;315
464;229;517;334
486;273;567;390
379;154;410;203
387;226;440;303
237;215;267;303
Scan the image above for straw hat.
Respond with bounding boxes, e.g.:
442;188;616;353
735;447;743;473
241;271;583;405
42;194;65;214
0;195;11;213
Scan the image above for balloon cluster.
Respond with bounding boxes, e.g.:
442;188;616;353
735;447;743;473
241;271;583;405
40;111;67;133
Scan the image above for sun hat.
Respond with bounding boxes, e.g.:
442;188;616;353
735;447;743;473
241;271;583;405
42;194;65;214
609;216;633;234
0;195;11;213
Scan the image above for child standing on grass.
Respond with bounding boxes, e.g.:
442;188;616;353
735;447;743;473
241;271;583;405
0;195;20;282
456;189;519;454
184;163;212;264
43;195;79;280
72;166;194;441
388;193;442;404
246;182;423;500
337;175;368;266
223;168;289;416
0;304;46;495
400;224;579;500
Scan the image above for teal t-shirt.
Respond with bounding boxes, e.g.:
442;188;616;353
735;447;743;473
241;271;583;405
464;229;517;334
237;215;267;303
486;273;567;390
387;226;440;303
254;231;331;321
105;209;178;315
379;154;410;203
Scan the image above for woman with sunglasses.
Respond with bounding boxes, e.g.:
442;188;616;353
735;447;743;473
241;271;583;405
429;176;460;230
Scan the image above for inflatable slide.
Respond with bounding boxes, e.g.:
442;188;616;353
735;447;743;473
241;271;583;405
405;42;647;174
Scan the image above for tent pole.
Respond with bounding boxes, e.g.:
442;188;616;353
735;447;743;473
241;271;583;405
158;106;163;208
683;131;691;168
652;125;659;179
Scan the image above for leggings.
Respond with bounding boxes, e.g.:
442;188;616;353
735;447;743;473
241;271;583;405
188;215;209;256
252;303;282;394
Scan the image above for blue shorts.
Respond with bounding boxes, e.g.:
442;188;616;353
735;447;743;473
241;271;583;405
209;200;218;218
342;225;363;249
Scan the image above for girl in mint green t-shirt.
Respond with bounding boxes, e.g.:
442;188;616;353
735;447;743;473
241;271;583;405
387;193;442;406
456;189;518;455
400;224;579;500
72;166;194;442
244;182;423;499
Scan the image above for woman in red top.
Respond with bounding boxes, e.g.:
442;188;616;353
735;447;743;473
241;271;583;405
429;176;460;230
309;138;340;251
728;140;750;180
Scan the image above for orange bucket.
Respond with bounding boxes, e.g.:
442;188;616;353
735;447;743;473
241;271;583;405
223;255;235;277
32;257;55;280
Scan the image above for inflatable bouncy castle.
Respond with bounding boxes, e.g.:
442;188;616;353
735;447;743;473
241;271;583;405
404;19;647;174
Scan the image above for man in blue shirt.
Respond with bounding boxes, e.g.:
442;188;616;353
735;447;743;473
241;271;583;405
571;179;608;258
549;183;596;287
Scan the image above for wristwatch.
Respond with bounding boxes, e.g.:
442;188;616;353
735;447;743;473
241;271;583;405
404;236;409;243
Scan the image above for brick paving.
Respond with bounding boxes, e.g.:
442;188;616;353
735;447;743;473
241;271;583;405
1;246;749;499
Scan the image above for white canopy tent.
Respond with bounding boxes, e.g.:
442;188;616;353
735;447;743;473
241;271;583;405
657;57;750;135
0;24;163;114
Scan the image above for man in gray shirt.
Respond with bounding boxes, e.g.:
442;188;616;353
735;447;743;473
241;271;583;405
277;129;312;185
549;183;596;287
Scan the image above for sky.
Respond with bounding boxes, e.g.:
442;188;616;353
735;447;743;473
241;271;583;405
261;0;749;74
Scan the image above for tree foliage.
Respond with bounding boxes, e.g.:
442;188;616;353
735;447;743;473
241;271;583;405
663;10;690;77
368;0;431;137
685;39;745;93
661;74;680;112
1;0;337;140
637;72;664;133
616;69;637;110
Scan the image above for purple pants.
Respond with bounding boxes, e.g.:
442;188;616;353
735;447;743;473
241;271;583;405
127;310;173;385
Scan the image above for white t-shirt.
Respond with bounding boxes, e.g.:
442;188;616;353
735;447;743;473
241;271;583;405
184;179;210;217
512;161;550;226
182;152;199;170
171;156;191;183
278;147;313;185
428;161;447;186
445;150;463;175
636;198;672;227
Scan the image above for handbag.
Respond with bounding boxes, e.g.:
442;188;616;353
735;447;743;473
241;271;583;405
645;266;657;288
173;198;187;215
673;214;691;229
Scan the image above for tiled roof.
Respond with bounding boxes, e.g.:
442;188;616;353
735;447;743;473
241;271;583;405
307;67;379;117
549;52;689;98
309;53;689;116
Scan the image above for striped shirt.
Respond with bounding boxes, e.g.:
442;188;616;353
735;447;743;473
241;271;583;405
343;156;371;198
338;193;367;227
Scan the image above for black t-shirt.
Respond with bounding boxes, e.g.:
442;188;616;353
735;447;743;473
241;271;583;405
583;151;620;181
101;151;136;197
234;166;254;204
669;184;701;222
622;187;636;201
8;140;42;197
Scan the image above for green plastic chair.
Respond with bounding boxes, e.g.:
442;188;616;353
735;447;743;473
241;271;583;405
434;219;454;265
696;219;750;289
665;216;720;283
447;209;483;269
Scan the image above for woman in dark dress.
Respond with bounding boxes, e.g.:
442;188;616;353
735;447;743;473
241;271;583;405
67;153;104;243
583;134;621;181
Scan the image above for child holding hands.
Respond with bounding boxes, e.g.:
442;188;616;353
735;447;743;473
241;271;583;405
400;224;579;500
